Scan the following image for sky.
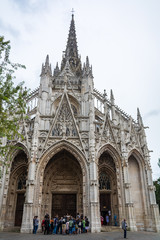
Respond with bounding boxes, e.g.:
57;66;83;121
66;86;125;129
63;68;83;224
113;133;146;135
0;0;160;180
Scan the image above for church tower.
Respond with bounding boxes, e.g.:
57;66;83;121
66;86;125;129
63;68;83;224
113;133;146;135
0;14;159;233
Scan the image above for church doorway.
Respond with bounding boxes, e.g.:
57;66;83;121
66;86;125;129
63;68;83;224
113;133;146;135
15;193;25;226
5;150;28;229
52;193;76;217
41;150;83;218
100;193;111;225
99;151;119;226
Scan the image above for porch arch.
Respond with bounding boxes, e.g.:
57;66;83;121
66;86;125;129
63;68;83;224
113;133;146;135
34;140;89;219
97;144;123;226
4;148;28;228
128;149;147;230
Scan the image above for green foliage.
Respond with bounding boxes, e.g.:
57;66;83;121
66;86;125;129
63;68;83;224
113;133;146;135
153;159;160;211
0;36;29;158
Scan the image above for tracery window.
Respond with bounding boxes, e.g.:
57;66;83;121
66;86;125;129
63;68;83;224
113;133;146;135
71;104;77;116
17;171;27;190
99;172;111;190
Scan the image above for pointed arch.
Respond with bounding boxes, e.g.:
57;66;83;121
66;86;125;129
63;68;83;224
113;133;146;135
97;143;123;226
7;142;30;167
128;149;147;230
128;148;145;168
96;143;121;168
34;140;89;219
2;142;29;228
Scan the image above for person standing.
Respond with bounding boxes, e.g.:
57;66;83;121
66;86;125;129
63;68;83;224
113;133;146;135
108;210;111;225
85;218;89;233
82;218;85;233
100;215;104;225
66;219;69;234
44;216;50;235
122;219;127;238
33;216;39;234
106;215;109;225
41;218;45;233
114;214;117;226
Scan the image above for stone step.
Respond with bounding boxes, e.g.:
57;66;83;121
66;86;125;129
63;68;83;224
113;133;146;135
3;227;20;232
101;226;123;232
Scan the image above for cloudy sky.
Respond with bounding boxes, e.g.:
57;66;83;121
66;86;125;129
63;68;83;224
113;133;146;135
0;0;160;179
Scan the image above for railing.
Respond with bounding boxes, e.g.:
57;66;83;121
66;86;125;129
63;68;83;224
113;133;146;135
93;88;137;124
26;87;39;113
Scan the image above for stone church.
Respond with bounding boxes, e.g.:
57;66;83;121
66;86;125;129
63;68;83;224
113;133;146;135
0;14;159;233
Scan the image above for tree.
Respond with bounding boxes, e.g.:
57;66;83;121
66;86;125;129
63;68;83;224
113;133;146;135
0;36;29;159
153;159;160;211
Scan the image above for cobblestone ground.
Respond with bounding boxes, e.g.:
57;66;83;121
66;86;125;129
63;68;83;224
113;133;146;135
0;231;160;240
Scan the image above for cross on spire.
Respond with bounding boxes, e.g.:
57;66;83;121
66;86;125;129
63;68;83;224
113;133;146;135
71;8;75;15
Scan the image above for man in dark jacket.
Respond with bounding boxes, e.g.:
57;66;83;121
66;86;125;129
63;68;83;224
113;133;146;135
122;219;127;238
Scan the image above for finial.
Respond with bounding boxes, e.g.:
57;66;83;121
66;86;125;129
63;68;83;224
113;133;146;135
103;89;107;98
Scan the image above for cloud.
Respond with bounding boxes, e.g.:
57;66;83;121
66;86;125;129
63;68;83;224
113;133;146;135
0;20;20;38
144;109;160;120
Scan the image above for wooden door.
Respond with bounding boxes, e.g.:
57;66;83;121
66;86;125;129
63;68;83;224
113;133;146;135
52;194;76;218
100;193;111;224
15;193;25;226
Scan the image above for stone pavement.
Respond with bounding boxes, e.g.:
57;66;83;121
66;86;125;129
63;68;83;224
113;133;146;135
0;231;160;240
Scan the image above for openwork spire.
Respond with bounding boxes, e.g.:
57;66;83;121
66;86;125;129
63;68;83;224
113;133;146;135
61;14;82;76
66;14;78;59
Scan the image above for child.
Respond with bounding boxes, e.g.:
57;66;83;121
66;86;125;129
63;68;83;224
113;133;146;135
78;220;81;234
66;219;69;234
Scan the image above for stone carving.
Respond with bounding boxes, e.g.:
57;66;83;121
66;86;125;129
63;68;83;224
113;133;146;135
52;101;78;137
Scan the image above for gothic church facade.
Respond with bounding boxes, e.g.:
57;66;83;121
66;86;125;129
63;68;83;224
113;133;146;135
0;14;160;233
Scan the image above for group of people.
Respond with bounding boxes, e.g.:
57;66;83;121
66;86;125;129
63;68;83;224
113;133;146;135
41;213;90;235
33;212;127;238
100;211;127;239
100;210;112;225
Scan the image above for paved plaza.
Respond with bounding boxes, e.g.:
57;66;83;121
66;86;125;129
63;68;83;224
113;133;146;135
0;231;160;240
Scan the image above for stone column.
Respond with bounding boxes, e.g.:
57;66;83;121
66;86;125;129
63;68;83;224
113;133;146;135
88;88;101;232
21;112;39;233
147;170;160;232
89;162;101;233
150;204;160;232
123;162;137;231
20;159;36;233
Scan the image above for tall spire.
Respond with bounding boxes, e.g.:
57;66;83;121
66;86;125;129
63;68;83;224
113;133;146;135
65;13;78;59
61;13;82;76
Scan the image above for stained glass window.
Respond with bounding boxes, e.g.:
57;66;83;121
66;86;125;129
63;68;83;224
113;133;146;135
99;172;110;190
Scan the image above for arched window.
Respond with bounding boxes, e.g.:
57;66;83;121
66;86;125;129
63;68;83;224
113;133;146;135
17;171;27;190
71;104;77;116
99;172;111;190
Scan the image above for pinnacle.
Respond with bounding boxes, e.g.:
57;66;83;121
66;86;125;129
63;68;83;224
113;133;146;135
45;54;49;67
86;56;90;68
110;89;115;104
40;55;52;76
137;107;144;126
